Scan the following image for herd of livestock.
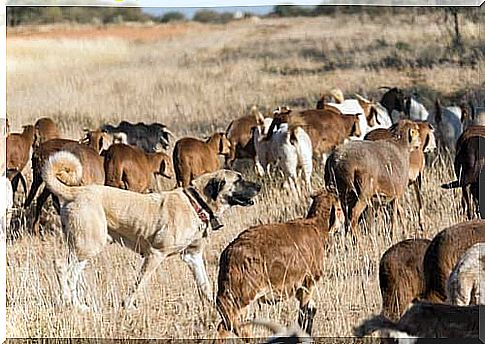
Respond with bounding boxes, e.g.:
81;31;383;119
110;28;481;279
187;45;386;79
1;86;484;341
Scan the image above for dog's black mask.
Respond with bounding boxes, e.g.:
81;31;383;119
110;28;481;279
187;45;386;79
227;179;261;207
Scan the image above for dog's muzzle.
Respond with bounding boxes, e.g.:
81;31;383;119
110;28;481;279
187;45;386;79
228;180;261;207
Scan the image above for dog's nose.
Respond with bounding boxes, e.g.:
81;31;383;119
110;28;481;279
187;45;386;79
254;182;262;192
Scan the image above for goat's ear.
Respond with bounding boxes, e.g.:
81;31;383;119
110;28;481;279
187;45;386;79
204;177;226;201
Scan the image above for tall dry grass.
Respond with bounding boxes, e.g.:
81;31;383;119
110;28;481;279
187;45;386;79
6;13;480;339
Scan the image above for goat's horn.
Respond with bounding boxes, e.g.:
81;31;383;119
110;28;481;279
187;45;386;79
82;128;90;132
164;128;176;138
378;86;392;90
354;93;368;103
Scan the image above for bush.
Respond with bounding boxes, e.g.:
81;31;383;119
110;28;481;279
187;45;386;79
272;5;313;17
159;11;185;23
193;9;221;23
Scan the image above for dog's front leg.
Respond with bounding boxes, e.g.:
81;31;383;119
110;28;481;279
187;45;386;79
181;244;213;304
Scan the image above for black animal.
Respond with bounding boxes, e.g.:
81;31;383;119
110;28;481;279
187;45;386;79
379;87;406;118
101;121;174;153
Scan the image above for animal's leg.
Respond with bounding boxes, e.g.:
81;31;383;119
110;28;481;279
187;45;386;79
181;244;212;303
463;185;474;220
413;174;425;231
350;198;367;241
296;281;316;335
390;199;402;239
24;173;43;209
217;305;251;339
57;252;88;311
31;187;51;235
123;251;165;310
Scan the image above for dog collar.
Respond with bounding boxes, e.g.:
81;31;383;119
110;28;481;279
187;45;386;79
183;188;210;225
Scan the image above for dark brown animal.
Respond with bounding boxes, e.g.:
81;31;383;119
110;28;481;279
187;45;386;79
354;301;479;339
379;238;431;321
33;117;60;147
6;125;35;197
325;120;421;238
173;132;231;187
441;125;485;219
24;138;105;233
216;189;343;338
225;106;265;168
104;143;173;193
420;219;485;302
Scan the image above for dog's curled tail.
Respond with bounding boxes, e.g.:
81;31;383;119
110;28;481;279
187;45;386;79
42;151;83;201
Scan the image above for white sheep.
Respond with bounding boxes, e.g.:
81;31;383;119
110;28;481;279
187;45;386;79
446;242;485;306
252;119;313;194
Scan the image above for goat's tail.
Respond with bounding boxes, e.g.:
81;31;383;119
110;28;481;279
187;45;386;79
353;314;400;337
42;151;83;202
441;180;461;189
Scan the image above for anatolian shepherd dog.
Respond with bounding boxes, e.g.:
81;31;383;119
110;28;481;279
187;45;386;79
43;150;261;311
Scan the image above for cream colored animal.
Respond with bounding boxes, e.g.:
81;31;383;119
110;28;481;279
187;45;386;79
446;242;485;305
42;151;260;311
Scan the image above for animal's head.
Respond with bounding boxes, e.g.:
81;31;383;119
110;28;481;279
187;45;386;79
350;114;362;138
391;119;421;149
380;87;405;114
307;189;344;233
81;129;113;154
190;169;261;215
155;126;175;151
417;122;436;153
210;132;231;156
460;103;471;124
355;93;380;127
250;105;265;126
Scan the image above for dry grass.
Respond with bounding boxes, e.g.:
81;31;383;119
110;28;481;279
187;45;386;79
5;13;480;339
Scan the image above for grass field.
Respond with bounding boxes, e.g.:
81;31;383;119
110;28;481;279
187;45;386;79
5;12;483;339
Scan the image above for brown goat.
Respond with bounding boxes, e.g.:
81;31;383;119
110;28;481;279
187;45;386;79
379;238;431;321
420;219;485;303
354;301;479;339
173;132;231;187
325;120;421;238
6;125;35;197
103;143;173;193
291;109;361;159
365;121;436;230
441;125;484;219
216;189;343;338
225;106;265;168
24;138;105;234
33;117;60;147
80;128;115;153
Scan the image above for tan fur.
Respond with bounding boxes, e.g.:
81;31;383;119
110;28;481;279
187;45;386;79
104;143;173;193
33;117;60;147
42;152;259;310
173;132;231;187
81;129;114;153
6;125;34;173
216;189;343;338
325;120;421;238
421;220;485;302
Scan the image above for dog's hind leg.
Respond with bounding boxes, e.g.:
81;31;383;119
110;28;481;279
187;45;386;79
181;242;213;303
123;250;165;310
57;252;88;311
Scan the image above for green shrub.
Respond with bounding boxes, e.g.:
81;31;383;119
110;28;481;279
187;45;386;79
159;11;186;23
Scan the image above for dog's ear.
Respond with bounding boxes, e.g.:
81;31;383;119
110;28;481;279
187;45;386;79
204;177;226;201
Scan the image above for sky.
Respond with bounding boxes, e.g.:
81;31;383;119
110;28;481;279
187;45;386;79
142;6;276;18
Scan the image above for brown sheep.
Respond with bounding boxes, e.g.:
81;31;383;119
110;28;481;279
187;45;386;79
103;143;173;193
420;219;485;303
173;132;231;188
6;125;35;197
354;301;479;339
80;128;116;153
325;120;421;238
33;117;60;147
441;125;485;219
225;106;265;168
23;138;105;234
216;189;343;338
379;238;431;321
365;121;436;230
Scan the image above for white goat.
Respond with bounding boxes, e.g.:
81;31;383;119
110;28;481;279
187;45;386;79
252;119;313;193
405;96;430;121
446;242;485;306
431;100;471;151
